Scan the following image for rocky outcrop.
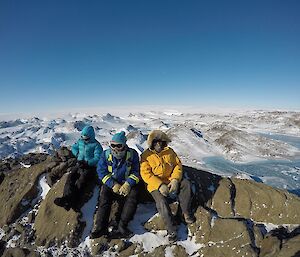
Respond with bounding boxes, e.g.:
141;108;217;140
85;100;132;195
211;177;300;224
34;173;84;247
0;161;49;227
0;153;299;256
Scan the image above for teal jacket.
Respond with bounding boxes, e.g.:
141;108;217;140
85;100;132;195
71;126;103;167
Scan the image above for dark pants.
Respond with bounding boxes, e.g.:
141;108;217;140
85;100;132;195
151;178;192;233
93;184;139;233
62;165;96;202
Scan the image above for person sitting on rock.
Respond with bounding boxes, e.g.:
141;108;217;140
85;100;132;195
54;125;103;211
91;131;140;239
140;130;195;242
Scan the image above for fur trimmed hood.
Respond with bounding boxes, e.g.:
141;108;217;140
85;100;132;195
147;130;171;147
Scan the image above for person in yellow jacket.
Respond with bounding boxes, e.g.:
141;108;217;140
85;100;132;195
140;130;195;242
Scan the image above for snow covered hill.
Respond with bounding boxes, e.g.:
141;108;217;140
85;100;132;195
0;109;300;193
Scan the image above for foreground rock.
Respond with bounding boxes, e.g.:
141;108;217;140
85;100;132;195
0;153;299;256
211;177;300;224
34;173;84;247
0;161;50;227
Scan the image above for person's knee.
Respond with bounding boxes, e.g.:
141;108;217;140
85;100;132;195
180;178;191;190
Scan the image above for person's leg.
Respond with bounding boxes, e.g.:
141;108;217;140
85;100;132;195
91;185;114;238
151;190;177;234
54;169;80;210
178;179;195;224
118;185;139;235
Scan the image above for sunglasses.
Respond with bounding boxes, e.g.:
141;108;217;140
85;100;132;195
110;143;124;149
153;139;166;145
81;136;90;141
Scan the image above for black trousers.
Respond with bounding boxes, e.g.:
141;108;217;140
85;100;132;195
93;184;139;232
62;165;96;202
151;178;193;233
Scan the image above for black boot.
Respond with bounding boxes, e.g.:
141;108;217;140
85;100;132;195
117;222;133;237
54;197;71;211
90;229;108;239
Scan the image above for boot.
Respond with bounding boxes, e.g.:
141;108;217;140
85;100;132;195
168;231;177;242
117;222;133;237
90;229;108;239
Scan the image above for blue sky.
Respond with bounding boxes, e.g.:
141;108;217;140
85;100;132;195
0;0;300;113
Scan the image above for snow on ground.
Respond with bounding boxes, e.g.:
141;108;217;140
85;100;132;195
39;174;51;200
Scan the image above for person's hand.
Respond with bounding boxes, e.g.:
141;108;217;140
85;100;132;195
119;182;131;197
159;184;169;197
168;179;179;194
112;183;121;194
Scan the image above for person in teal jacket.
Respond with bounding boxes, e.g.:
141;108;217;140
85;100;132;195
54;125;103;211
91;131;141;239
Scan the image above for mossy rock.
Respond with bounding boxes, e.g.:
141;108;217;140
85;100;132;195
211;178;235;217
0;161;50;226
34;173;84;247
232;178;300;224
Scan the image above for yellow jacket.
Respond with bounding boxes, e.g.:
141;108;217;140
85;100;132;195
141;147;183;192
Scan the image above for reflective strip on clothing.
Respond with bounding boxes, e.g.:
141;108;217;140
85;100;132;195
129;174;139;183
102;174;112;184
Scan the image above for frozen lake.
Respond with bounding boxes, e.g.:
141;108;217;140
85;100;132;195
204;133;300;196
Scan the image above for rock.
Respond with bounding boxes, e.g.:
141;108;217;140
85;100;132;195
171;245;189;257
0;240;6;256
211;177;300;224
0;161;50;226
232;178;300;224
73;121;86;131
182;166;222;208
259;235;281;257
139;245;166;257
277;234;300;257
34;165;97;248
118;243;139;257
211;178;235;217
90;236;109;256
189;207;257;256
34;173;84;247
2;247;40;257
15;223;25;234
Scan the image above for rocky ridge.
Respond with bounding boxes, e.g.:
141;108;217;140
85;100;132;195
0;150;299;256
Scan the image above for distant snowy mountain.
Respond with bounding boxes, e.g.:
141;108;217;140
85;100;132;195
0;110;300;193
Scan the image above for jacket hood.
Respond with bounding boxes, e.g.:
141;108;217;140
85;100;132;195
81;125;95;139
147;130;171;147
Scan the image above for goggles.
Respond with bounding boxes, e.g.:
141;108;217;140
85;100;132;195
81;136;90;141
153;139;166;145
110;143;124;149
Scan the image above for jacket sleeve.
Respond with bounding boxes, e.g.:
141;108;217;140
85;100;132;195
88;143;103;167
97;151;115;188
71;141;79;158
140;153;163;191
126;150;141;187
170;150;183;181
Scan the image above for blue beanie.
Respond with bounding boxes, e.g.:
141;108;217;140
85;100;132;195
111;131;127;144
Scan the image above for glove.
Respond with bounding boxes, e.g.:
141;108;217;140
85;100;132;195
119;182;131;197
168;179;179;194
112;183;121;194
159;184;169;197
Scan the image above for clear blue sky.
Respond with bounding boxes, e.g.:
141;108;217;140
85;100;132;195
0;0;300;113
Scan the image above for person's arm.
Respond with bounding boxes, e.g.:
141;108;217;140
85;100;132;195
170;150;183;181
71;141;79;158
97;151;115;188
126;150;141;186
88;143;103;167
140;153;163;191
